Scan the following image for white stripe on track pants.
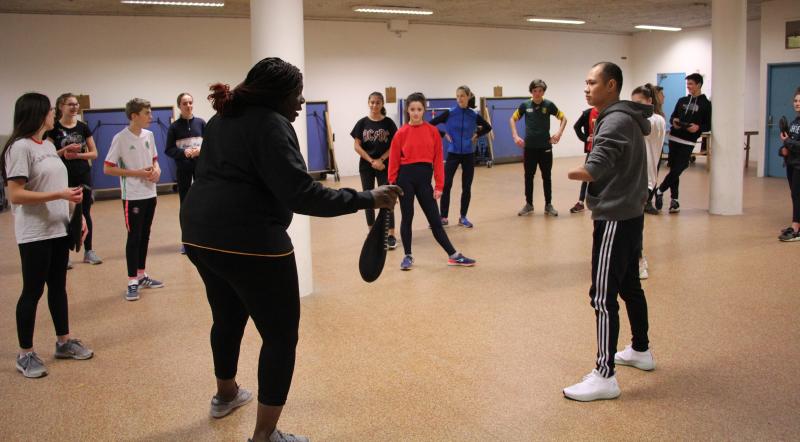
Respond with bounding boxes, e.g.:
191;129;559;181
590;215;650;378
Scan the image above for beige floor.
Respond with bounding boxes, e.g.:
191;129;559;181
1;157;798;441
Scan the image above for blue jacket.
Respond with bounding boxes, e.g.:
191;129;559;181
429;107;492;155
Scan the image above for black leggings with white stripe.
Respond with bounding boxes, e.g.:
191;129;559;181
590;216;650;378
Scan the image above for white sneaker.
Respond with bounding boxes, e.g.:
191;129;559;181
639;257;648;279
563;369;621;402
614;345;655;371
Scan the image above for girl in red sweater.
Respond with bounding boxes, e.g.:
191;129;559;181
389;92;476;270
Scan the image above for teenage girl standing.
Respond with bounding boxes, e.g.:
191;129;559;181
2;93;94;378
351;91;398;248
388;92;476;270
48;93;102;265
428;85;492;228
631;84;666;279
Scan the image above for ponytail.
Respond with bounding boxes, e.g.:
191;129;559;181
368;91;387;116
645;83;663;117
55;92;76;122
457;85;477;109
208;83;233;115
632;83;663;117
208;57;303;117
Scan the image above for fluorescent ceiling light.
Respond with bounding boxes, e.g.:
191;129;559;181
353;6;433;15
526;17;585;25
635;25;682;31
120;1;224;7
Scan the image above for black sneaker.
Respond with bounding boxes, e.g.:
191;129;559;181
644;202;659;215
779;229;800;242
779;226;794;239
387;235;397;250
669;199;680;214
654;192;664;211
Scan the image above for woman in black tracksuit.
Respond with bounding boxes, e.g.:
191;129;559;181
427;85;491;228
778;88;800;242
180;58;401;442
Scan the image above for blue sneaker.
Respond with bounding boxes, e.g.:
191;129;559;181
400;255;414;271
126;282;140;301
458;216;473;228
448;253;476;267
138;275;164;289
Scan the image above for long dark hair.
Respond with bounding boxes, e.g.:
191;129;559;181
55;92;76;121
368;91;386;116
632;83;663;117
209;57;303;116
1;92;51;182
404;92;427;124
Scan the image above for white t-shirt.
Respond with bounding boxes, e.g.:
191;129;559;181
4;138;70;244
105;127;158;200
645;114;666;190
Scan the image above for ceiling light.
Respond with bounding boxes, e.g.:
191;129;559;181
635;25;682;31
353;6;433;15
120;1;225;7
526;17;585;25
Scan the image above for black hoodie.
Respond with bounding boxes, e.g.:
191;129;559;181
584;100;652;221
668;94;712;145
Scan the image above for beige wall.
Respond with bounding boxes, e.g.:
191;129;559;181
0;11;785;177
0;14;631;176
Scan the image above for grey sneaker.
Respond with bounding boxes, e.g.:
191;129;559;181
66;260;74;270
138;275;164;289
55;338;94;360
83;250;103;265
269;428;310;442
778;228;800;242
16;352;47;378
126;282;140;301
210;387;253;418
545;204;559;216
517;204;534;216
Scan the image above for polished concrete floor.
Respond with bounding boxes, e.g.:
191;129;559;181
1;157;798;441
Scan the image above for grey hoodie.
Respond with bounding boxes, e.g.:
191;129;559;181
584;100;652;221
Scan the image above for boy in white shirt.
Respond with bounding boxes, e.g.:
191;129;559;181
104;98;164;301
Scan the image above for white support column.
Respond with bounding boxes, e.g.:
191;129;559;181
251;0;313;296
709;0;747;215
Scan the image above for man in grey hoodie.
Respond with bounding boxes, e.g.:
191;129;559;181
563;62;655;402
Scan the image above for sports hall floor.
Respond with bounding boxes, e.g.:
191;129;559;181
1;157;798;441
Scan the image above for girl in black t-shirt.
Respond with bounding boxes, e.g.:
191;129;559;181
350;92;399;248
47;93;102;265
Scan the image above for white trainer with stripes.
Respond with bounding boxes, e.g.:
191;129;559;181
563;369;621;402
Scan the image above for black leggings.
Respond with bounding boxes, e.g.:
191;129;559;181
69;170;95;251
440;152;475;219
123;197;157;278
788;165;800;224
185;246;299;406
16;236;71;349
657;141;693;200
397;163;456;256
359;161;395;229
523;148;553;205
176;165;195;204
